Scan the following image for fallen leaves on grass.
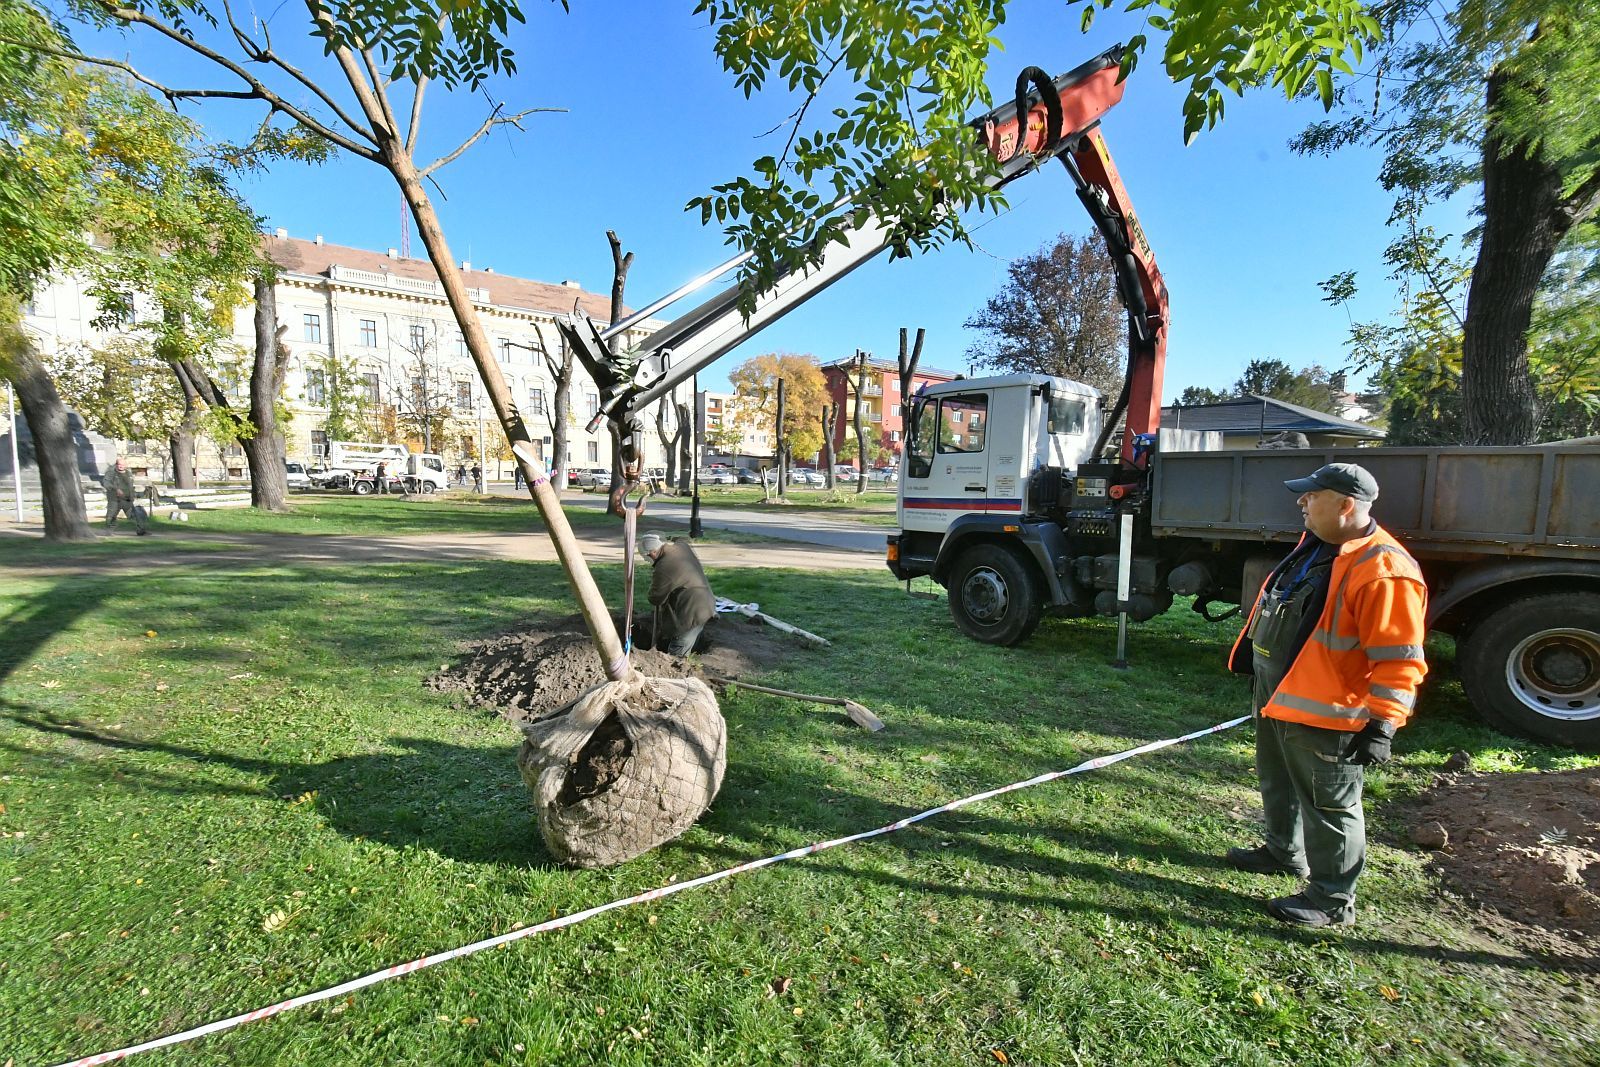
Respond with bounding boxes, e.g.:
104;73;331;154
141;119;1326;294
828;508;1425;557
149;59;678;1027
1379;985;1402;1002
768;976;792;998
992;1051;1010;1064
261;908;299;933
39;680;61;689
144;630;158;638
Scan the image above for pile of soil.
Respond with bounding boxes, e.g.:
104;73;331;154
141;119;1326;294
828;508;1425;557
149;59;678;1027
1407;766;1600;960
428;611;811;725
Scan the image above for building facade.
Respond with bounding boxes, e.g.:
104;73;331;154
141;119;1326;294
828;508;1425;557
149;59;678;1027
19;230;682;482
820;355;957;462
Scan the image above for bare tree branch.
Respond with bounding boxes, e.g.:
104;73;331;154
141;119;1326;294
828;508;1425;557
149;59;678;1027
419;106;567;177
70;4;382;159
359;45;401;138
217;0;374;143
405;76;428;153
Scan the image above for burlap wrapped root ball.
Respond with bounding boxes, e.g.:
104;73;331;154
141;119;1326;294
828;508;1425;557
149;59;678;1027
517;672;726;868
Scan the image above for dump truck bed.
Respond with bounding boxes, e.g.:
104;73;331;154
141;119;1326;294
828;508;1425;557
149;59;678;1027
1150;445;1600;559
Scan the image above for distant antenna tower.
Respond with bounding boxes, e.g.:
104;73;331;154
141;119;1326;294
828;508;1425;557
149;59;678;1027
399;195;411;258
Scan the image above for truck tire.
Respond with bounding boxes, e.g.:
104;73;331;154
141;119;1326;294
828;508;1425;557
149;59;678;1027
947;543;1043;647
353;480;374;496
1459;592;1600;751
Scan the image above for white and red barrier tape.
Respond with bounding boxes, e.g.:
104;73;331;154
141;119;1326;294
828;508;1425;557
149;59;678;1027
44;714;1248;1067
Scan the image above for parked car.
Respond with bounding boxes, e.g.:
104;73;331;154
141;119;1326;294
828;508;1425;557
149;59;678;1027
869;467;899;485
734;467;764;485
284;461;312;490
833;464;861;481
699;466;736;485
574;467;612;488
787;467;824;486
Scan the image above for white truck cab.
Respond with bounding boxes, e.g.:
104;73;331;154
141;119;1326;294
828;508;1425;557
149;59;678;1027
321;442;449;494
899;374;1101;536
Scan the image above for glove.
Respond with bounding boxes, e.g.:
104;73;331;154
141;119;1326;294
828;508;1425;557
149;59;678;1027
1342;719;1397;765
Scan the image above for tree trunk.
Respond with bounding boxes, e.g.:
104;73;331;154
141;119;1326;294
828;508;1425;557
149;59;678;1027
852;353;869;494
2;304;93;541
388;147;628;679
1460;66;1580;445
550;340;572;494
243;274;291;510
821;403;836;489
605;230;636;512
675;401;692;494
168;362;201;489
774;377;786;493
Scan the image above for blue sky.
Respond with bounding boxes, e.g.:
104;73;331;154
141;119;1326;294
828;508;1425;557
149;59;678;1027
79;2;1473;400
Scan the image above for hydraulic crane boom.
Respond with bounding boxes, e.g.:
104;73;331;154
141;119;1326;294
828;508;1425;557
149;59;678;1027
554;45;1169;472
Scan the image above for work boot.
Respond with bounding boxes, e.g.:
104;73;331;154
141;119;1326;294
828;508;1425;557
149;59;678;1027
1225;845;1309;878
1266;892;1355;928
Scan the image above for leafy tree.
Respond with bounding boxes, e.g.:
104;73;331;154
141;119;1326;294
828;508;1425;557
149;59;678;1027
46;337;184;446
1175;385;1230;406
1295;0;1600;444
317;352;372;445
1232;358;1340;412
963;232;1124;396
694;0;1377;304
729;353;825;470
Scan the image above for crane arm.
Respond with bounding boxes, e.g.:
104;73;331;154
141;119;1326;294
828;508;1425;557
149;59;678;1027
557;46;1166;470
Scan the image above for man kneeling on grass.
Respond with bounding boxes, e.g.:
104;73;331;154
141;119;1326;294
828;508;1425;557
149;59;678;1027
640;532;714;657
1225;463;1428;928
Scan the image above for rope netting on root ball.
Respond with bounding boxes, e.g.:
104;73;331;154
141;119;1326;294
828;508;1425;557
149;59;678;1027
516;667;726;868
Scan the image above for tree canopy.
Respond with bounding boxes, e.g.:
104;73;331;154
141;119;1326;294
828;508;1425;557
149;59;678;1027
728;352;826;462
963;232;1123;396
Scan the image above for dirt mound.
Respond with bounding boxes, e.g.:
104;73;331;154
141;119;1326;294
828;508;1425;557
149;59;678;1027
428;611;812;725
1407;767;1600;960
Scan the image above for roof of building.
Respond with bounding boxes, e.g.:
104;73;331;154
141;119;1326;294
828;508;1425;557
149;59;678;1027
265;234;620;321
1161;394;1385;439
819;355;961;381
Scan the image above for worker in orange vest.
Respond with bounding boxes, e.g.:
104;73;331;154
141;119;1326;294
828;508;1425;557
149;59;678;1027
1225;462;1428;927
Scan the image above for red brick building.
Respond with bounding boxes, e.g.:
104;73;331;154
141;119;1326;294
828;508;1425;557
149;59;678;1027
820;355;957;461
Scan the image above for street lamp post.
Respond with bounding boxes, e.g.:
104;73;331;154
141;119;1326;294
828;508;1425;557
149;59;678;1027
690;377;703;538
8;382;22;523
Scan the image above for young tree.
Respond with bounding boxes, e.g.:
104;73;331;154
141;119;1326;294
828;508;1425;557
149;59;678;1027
820;402;837;489
604;229;635;513
388;320;454;453
1295;0;1600;443
317;352;371;444
729;352;825;479
532;322;574;493
844;350;871;493
963;232;1124;396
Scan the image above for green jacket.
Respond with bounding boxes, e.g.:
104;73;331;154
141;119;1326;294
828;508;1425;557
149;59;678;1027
104;466;136;501
648;540;715;639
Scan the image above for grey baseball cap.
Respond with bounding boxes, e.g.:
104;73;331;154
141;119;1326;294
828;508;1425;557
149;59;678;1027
1284;462;1379;502
639;532;665;555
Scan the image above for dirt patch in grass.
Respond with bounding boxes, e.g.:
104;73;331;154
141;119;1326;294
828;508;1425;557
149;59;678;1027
1406;766;1600;962
428;611;812;725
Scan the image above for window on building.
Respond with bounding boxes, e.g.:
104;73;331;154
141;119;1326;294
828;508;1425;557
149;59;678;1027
409;324;427;351
969;411;982;427
454;336;467;358
497;337;512;362
306;368;327;405
359;319;377;347
363;372;380;404
585;393;599;418
311;430;328;458
225;443;244;458
303;313;322;343
889;430;901;442
127;440;147;456
891;404;901;417
530;387;546;416
457;381;473;409
586;441;599;463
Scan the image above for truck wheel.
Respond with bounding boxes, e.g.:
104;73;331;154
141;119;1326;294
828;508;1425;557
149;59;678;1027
353;480;374;496
422;481;436;494
947;543;1043;647
1459;592;1600;751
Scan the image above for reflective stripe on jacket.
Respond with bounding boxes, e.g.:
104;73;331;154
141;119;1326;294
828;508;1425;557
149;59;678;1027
1229;524;1428;730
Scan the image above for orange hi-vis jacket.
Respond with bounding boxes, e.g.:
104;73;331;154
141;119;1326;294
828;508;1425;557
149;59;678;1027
1229;523;1429;731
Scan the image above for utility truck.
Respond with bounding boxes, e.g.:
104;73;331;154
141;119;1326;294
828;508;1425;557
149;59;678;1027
313;441;449;494
523;44;1597;750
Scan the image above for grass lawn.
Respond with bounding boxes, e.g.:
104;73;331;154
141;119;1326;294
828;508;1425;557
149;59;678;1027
2;556;1597;1065
676;485;899;526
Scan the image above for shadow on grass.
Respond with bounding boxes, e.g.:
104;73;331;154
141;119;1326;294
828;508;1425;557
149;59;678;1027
0;580;112;686
0;700;547;867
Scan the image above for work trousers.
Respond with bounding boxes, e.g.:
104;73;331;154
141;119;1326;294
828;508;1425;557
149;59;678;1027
663;623;704;657
1254;709;1365;915
105;494;147;532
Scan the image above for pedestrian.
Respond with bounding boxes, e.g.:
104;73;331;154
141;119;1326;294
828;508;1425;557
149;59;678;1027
514;465;525;490
455;463;467;487
640;531;715;656
471;463;483;493
375;460;388;494
101;456;148;535
1225;462;1428;928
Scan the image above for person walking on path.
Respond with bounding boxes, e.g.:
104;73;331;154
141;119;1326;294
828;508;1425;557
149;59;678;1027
1224;462;1428;928
640;531;715;656
455;463;467;487
102;457;148;535
375;461;388;494
471;463;483;493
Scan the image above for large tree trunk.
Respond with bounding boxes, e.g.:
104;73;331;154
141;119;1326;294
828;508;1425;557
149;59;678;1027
821;403;836;489
605;230;635;513
242;274;291;511
1460;63;1600;445
675;400;692;494
168;362;202;489
2;303;93;541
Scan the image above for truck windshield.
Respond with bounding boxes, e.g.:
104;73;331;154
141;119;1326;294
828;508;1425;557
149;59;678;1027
936;394;988;454
906;399;936;478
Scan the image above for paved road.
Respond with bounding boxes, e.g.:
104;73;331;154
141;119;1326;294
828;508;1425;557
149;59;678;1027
560;493;890;554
